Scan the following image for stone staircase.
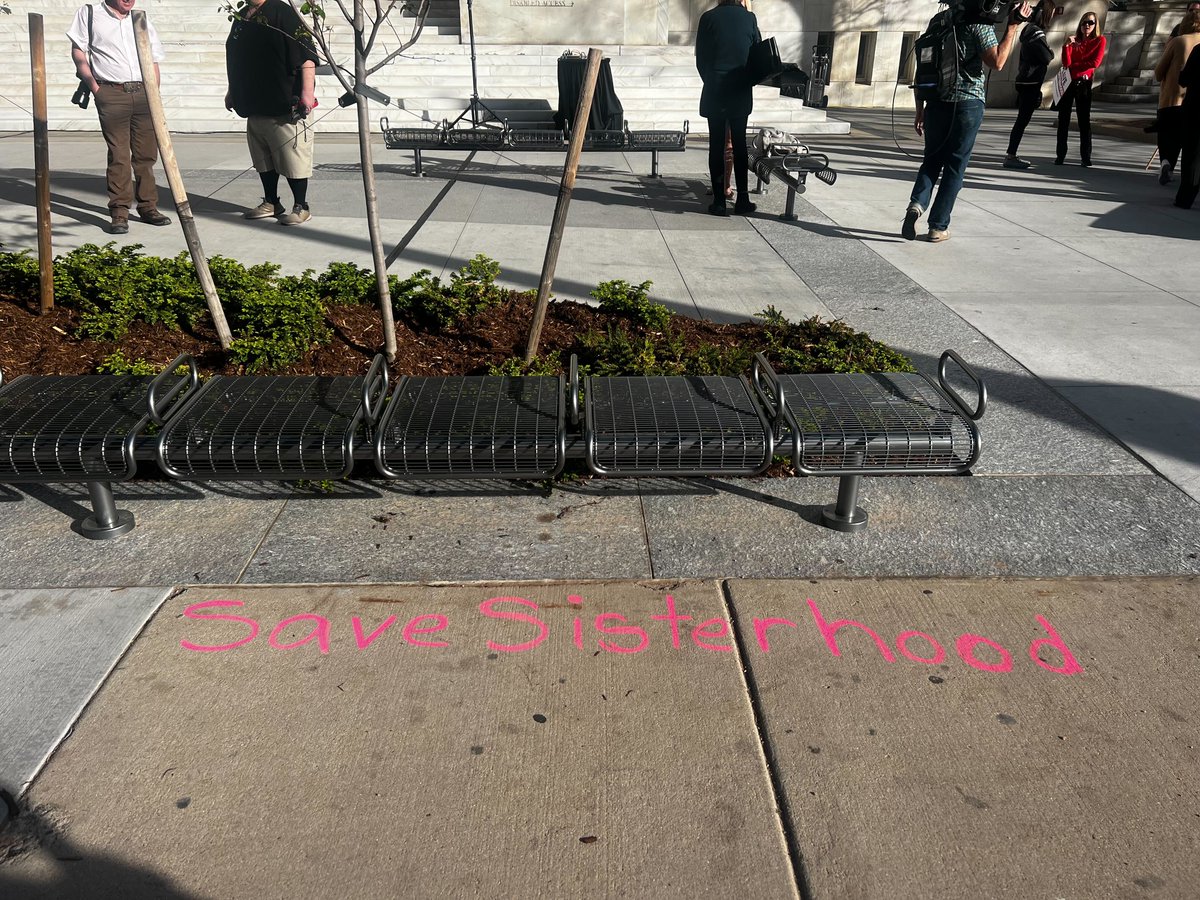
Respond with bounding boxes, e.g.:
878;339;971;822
0;0;846;135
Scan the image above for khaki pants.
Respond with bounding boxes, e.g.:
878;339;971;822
94;83;161;219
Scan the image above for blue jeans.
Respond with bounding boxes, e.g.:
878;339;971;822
909;99;985;231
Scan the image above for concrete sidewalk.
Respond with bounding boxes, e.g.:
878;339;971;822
1;105;1199;897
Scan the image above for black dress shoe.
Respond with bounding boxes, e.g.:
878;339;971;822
104;219;129;234
138;209;172;226
708;201;729;217
734;198;757;215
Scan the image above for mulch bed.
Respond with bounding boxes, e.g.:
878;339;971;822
0;291;769;379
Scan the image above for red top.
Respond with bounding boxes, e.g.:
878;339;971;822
1063;35;1106;80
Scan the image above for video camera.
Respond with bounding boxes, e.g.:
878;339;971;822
71;79;91;110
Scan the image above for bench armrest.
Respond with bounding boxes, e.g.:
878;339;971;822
362;353;390;426
750;352;788;430
938;349;987;421
147;354;200;425
568;354;581;428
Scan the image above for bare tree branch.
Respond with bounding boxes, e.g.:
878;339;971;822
366;0;428;76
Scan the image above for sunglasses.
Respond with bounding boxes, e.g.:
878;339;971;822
1083;20;1096;26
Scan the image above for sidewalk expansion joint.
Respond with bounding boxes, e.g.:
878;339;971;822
721;579;813;900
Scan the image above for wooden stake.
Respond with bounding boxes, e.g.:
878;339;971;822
524;48;603;363
131;10;232;351
28;13;54;313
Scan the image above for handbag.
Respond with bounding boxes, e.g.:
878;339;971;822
746;36;784;86
1050;66;1071;106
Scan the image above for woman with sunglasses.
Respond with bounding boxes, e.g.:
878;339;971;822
1056;12;1107;166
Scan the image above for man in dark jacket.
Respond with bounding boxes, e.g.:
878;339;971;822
1005;1;1060;168
225;0;319;225
695;0;760;216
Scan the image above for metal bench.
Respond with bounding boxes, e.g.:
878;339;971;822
747;130;838;221
373;373;566;479
156;356;389;481
582;368;779;477
380;118;688;178
0;355;199;538
751;351;987;532
0;350;985;538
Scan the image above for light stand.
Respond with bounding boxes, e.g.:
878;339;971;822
448;0;503;129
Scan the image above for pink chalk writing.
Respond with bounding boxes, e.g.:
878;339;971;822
177;594;1084;678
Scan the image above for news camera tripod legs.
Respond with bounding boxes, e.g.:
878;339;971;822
447;0;503;129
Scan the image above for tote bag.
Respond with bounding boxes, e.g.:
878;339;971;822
1051;66;1072;106
746;36;784;86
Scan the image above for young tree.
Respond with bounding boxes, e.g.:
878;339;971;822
224;0;431;363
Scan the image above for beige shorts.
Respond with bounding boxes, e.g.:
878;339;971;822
246;115;315;179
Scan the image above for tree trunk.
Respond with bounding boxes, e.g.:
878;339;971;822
354;0;397;364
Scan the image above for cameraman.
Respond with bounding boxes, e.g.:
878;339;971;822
903;2;1031;242
1005;1;1061;168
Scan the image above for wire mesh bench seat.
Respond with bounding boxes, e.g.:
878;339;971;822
380;118;688;177
752;351;987;532
374;375;566;479
583;373;777;477
156;356;388;482
0;355;199;538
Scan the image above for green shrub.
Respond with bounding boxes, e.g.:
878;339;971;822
392;254;507;330
53;244;207;340
578;325;659;376
757;306;914;374
591;279;671;331
317;262;376;306
95;350;158;376
487;354;562;377
229;288;331;372
0;250;39;299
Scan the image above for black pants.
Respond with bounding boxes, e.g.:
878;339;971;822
1177;117;1200;209
1056;77;1092;163
1007;85;1042;156
1158;105;1186;169
707;113;748;201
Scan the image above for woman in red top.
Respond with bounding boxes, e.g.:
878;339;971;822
1055;11;1106;166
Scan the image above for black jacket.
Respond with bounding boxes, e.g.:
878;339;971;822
1015;24;1055;87
695;4;761;119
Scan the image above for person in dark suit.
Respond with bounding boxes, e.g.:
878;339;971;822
695;0;760;216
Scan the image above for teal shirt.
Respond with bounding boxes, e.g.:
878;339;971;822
945;24;998;103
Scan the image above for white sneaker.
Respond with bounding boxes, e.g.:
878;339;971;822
279;204;311;226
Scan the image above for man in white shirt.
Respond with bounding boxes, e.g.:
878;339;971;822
67;0;171;234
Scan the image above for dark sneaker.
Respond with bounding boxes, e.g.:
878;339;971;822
1003;155;1032;169
734;198;757;215
245;198;285;219
104;219;129;235
278;204;312;226
138;209;172;226
1053;158;1065;165
1159;161;1173;185
1081;159;1092;168
902;204;921;240
707;201;729;217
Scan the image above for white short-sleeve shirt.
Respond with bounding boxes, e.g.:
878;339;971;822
66;3;165;84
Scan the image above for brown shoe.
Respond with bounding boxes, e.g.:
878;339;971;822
278;204;311;226
104;218;129;235
138;209;172;226
927;228;951;243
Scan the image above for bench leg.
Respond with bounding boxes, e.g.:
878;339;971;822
650;150;661;178
80;481;135;540
821;474;868;534
782;185;798;221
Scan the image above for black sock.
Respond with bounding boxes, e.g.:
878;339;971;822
287;177;308;209
259;170;281;204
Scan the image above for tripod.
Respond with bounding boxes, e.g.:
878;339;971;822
448;0;502;129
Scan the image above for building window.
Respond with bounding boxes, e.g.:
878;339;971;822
898;32;918;84
856;32;877;85
813;31;835;74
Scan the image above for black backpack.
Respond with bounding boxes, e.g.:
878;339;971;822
912;11;962;102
